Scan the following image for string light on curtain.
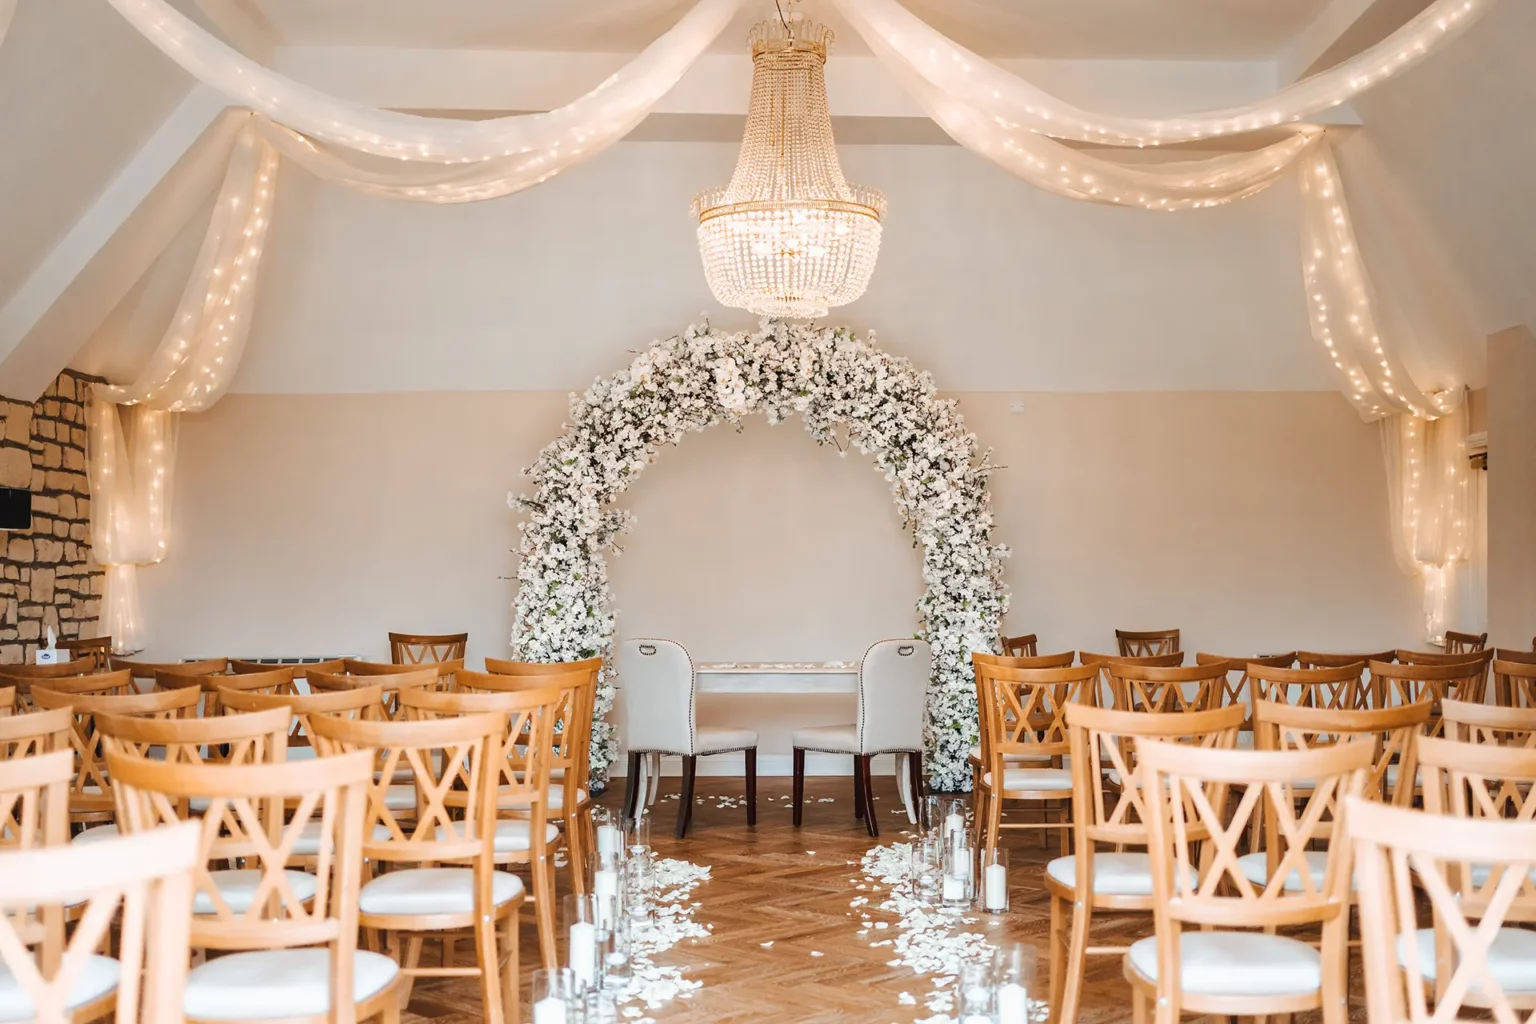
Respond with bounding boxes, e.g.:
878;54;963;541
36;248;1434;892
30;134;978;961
692;14;885;318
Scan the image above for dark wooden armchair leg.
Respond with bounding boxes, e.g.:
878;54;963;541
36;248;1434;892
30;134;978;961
909;750;927;829
861;755;879;838
675;755;697;839
792;748;806;826
853;756;866;820
745;747;758;826
623;751;642;824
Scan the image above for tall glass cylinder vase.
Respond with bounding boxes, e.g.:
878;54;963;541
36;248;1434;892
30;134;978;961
993;943;1037;1024
942;831;974;908
562;894;600;993
980;846;1009;914
593;806;625;864
532;967;579;1024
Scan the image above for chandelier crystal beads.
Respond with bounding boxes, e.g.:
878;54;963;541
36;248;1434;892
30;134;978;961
692;18;885;319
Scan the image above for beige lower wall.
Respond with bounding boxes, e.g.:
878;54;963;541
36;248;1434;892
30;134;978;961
138;389;1420;772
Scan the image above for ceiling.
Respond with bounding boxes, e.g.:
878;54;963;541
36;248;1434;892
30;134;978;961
244;0;1336;60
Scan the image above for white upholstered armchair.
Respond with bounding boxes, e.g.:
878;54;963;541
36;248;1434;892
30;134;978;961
616;638;758;838
790;638;930;838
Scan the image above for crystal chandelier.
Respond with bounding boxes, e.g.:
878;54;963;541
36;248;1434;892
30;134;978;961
692;16;886;319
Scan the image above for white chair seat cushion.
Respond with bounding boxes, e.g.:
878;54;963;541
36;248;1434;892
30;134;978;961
696;726;758;754
546;787;588;813
71;823;119;845
984;768;1073;792
383;784;417;811
292;821;395;856
183;949;398;1020
0;955;118;1021
1404;927;1536;990
968;745;1052;764
195;870;318;915
1236;851;1352;892
286;745;319;760
1127;931;1322;996
359;868;523;916
1046;853;1196;896
430;820;561;852
791;725;859;754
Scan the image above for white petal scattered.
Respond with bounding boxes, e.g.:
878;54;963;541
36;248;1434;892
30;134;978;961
760;941;773;948
810;951;824;957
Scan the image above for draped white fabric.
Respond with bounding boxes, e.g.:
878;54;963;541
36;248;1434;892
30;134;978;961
1380;405;1475;641
86;120;278;652
832;0;1489;147
103;0;741;163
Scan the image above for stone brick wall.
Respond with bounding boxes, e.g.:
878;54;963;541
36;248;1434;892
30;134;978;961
0;371;103;664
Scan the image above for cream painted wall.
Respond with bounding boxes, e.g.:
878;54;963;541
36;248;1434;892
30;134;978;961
136;388;1420;772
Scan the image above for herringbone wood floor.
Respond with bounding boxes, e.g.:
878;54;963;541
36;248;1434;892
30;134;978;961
399;774;1169;1024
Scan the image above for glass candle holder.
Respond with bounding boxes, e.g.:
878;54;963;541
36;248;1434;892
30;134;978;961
624;851;655;922
911;834;944;905
624;814;652;860
942;831;974;908
926;795;968;845
562;894;600;992
958;961;994;1024
532;967;579;1024
600;915;633;991
593;806;625;864
980;846;1010;913
589;853;624;931
993;943;1038;1024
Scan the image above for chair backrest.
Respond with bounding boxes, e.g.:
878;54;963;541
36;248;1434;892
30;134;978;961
457;665;598;800
1115;628;1180;657
1253;698;1430;805
57;635;113;672
29;686;201;816
0;661;94;686
109;750;373;960
1193;652;1297;725
229;658;346;679
1396;647;1495;669
1247;662;1366;711
309;667;438;720
110;657;228;684
1493;659;1536;709
387;632;468;665
980;664;1098;782
1494;647;1536;667
308;711;503;868
1065;702;1242;850
1370;659;1488;734
217;684;385;752
1442;698;1536;747
1350;797;1536;1024
1296;649;1396;669
0;707;72;760
1418;734;1536;823
1142;740;1370;928
1443;630;1489;655
24;670;136;698
972;653;1075;771
0;820;199;1024
856;639;929;754
1000;634;1038;658
97;706;291;788
344;658;462;678
615;639;696;755
1104;662;1227;714
0;750;74;980
1079;651;1183;707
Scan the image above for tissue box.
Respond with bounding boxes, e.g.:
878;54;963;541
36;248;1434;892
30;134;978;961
33;649;69;665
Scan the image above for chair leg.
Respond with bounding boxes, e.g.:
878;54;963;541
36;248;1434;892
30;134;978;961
566;807;588;896
475;912;505;1024
745;747;758;826
533;852;558;970
398;933;421;1010
985;786;1003;863
675;755;696;839
501;904;520;1024
1048;892;1067;1024
861;755;879;839
908;750;926;827
853;756;866;820
646;753;662;807
792;748;806;827
1060;898;1091;1024
623;751;642;823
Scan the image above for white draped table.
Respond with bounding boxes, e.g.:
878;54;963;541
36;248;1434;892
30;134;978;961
694;661;858;693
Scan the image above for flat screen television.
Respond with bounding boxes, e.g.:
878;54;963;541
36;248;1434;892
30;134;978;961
0;488;30;531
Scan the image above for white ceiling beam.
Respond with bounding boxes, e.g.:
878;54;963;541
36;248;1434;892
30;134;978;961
0;87;239;400
1277;0;1434;82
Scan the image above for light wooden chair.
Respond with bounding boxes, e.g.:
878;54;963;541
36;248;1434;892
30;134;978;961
309;711;518;1024
1253;699;1429;807
1350;797;1536;1024
29;686;200;832
968;652;1073;797
1494;647;1536;667
0;706;72;759
1105;662;1227;714
110;657;228;691
1115;629;1180;657
480;658;603;861
152;666;297;717
1443;629;1489;654
0;686;12;717
397;685;564;971
109;748;398;1024
1296;650;1396;669
1443;698;1536;747
386;633;468;666
216;686;393;802
1370;659;1488;736
1047;703;1243;1024
57;636;113;672
1128;740;1371;1024
15;670;137;704
309;668;439;720
1079;651;1183;709
976;662;1097;860
1193;652;1297;742
1001;634;1039;658
229;658;346;683
1494;659;1536;709
0;770;198;1024
1248;662;1367;712
0;662;95;698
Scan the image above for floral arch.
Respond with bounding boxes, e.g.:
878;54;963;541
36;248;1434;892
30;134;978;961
511;320;1010;791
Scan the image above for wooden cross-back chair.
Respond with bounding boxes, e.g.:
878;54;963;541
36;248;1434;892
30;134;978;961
1193;652;1297;736
0;751;198;1024
387;633;467;666
218;684;387;753
1001;634;1039;658
1443;630;1489;655
309;710;520;1024
109;748;398;1024
1443;698;1536;748
1130;740;1371;1024
975;661;1097;860
1370;659;1488;736
1253;698;1430;807
1494;659;1536;709
57;636;113;672
1079;651;1183;710
1495;647;1536;666
1350;798;1536;1024
0;707;72;760
969;652;1075;795
309;668;439;720
14;670;137;707
29;685;200;831
1115;629;1180;657
98;706;291;770
152;666;297;717
1104;662;1227;714
476;658;601;890
1247;662;1367;713
0;662;95;705
1046;703;1243;1024
397;684;564;971
229;658;346;681
110;657;228;690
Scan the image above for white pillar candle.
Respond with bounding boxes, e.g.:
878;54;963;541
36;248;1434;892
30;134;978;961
597;824;622;860
942;873;965;902
593;869;619;930
997;982;1028;1024
944;812;964;844
569;921;597;989
533;996;568;1024
983;862;1008;911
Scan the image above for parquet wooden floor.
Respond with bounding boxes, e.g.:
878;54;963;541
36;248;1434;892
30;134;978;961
400;775;1160;1024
